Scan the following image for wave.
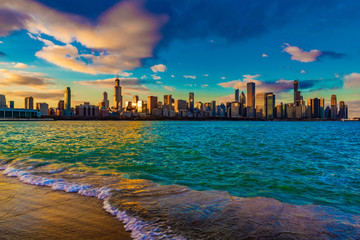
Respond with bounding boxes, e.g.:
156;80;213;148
1;158;360;240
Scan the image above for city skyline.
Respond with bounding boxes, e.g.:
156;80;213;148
0;0;359;117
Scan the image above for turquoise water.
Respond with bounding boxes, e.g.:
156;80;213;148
1;121;360;239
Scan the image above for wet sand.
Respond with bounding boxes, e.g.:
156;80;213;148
0;174;131;240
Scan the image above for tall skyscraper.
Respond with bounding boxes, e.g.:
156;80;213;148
0;95;6;108
210;101;216;117
164;95;172;109
113;77;123;110
189;92;194;113
266;93;275;119
58;100;65;110
331;94;337;119
247;82;255;117
25;96;34;109
147;96;158;114
99;91;109;109
64;87;71;112
240;91;246;116
311;98;320;118
255;92;267;119
319;98;325;119
339;101;346;119
235;89;240;103
294;80;302;106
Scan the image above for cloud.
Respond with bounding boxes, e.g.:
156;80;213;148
119;72;133;77
262;53;268;57
343;73;360;89
301;70;306;74
163;85;175;91
218;94;234;104
184;75;196;79
0;69;53;89
2;89;64;101
74;77;150;93
201;84;209;88
13;63;28;69
0;41;3;44
203;74;209;77
282;43;321;63
171;75;175;78
221;77;226;79
0;51;6;57
1;0;168;74
152;74;161;80
151;64;167;73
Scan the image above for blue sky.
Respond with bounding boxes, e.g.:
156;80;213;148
0;0;359;117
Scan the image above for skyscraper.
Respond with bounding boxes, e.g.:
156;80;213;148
210;101;216;117
189;92;194;113
113;77;122;110
235;89;240;103
319;98;325;119
294;80;302;106
339;101;346;119
147;96;158;114
247;82;255;117
266;93;275;119
164;95;172;109
0;95;6;108
25;96;34;109
64;87;71;113
240;91;246;116
101;91;110;109
255;92;267;119
331;94;337;119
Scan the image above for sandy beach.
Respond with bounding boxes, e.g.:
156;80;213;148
0;174;131;240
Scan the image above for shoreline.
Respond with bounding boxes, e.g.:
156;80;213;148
0;173;131;240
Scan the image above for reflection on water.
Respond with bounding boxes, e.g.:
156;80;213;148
0;121;360;239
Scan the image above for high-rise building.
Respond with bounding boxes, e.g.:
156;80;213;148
36;103;49;116
294;80;302;106
113;77;123;110
247;82;255;117
132;95;139;109
164;95;172;109
0;95;6;108
266;93;275;119
174;99;187;113
319;98;325;119
235;89;240;103
147;96;158;114
255;92;267;118
64;87;71;113
331;94;337;119
8;101;14;109
311;98;320;118
25;96;34;109
210;101;216;117
100;91;110;109
240;91;246;116
339;101;347;119
189;92;194;113
58;100;65;110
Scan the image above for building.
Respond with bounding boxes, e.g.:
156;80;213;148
235;89;240;103
266;93;275;119
147;96;158;114
331;94;337;119
0;95;6;108
310;98;320;118
319;98;325;119
0;108;40;118
36;103;49;116
164;95;172;109
137;101;146;113
339;101;347;119
75;102;99;117
8;101;14;109
230;102;240;117
247;82;255;117
113;77;123;110
99;91;109;109
210;101;216;117
294;81;302;106
240;91;246;116
64;87;71;116
189;92;194;113
174;99;187;113
276;103;284;119
25;96;34;109
255;92;267;118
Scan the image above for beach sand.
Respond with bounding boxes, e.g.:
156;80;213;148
0;174;131;240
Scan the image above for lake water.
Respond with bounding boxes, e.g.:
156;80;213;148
1;121;359;239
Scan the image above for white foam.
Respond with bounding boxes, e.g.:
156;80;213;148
1;166;187;240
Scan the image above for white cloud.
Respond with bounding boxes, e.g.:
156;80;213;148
163;85;175;91
221;77;226;79
13;63;29;69
201;84;209;88
203;74;209;77
262;53;268;57
151;64;167;73
282;43;321;63
300;70;306;74
171;75;175;78
343;73;360;88
119;72;133;77
184;75;196;79
152;74;161;80
1;0;168;74
0;41;3;44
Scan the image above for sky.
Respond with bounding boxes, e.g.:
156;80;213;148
0;0;359;117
